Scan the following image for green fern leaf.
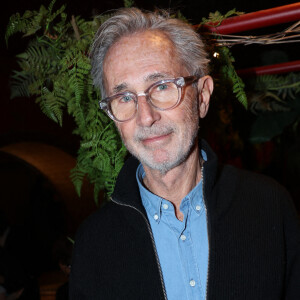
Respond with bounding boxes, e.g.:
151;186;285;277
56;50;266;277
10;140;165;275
70;165;86;197
218;47;248;109
10;71;34;98
124;0;135;8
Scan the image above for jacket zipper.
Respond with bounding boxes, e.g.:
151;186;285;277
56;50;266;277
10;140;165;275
111;197;168;300
203;164;210;300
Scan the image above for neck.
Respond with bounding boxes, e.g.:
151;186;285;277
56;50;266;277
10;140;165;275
142;144;203;220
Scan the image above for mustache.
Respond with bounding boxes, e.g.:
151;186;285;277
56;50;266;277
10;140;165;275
134;124;176;141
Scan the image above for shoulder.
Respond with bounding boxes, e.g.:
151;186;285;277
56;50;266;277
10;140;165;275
74;201;122;245
212;164;295;219
221;164;290;198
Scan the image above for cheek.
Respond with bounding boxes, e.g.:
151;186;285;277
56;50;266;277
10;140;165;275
115;123;125;142
116;122;135;143
178;94;199;123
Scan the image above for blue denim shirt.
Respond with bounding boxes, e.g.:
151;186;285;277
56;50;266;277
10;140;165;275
136;155;208;300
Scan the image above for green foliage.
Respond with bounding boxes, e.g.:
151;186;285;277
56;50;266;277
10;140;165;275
249;107;299;144
6;2;249;202
212;47;248;109
200;9;248;109
248;72;300;115
6;0;127;202
247;73;300;143
201;8;244;26
124;0;135;8
252;73;300;102
67;236;75;244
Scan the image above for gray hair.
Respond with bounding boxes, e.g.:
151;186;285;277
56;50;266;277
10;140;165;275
90;7;209;98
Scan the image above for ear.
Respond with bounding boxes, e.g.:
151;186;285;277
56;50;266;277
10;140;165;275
197;75;214;118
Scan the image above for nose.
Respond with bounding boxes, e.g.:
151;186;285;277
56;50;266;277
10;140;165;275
135;95;161;127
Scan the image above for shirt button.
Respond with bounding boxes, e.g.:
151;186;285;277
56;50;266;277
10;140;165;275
162;204;169;210
196;205;201;211
154;214;159;220
189;280;196;287
180;234;186;241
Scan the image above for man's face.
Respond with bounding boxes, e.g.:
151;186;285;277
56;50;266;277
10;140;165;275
103;31;200;174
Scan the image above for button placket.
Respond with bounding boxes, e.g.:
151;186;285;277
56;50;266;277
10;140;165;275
180;234;186;241
162;203;169;210
189;279;196;287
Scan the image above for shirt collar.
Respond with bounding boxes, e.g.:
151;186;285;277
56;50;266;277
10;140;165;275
136;164;163;222
136;149;207;220
183;177;204;215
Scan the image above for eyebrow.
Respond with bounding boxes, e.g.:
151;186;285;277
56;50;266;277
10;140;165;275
145;72;173;82
112;83;128;94
111;72;174;94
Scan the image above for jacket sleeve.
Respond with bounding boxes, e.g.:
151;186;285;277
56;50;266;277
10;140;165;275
281;188;300;299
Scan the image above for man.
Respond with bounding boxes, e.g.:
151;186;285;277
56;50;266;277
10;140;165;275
69;8;300;300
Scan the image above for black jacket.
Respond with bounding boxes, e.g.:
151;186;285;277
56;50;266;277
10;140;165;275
69;140;300;299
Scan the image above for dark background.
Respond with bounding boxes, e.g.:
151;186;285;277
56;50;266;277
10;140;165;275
0;0;299;294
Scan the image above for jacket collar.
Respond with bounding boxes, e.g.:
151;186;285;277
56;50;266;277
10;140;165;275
111;139;219;213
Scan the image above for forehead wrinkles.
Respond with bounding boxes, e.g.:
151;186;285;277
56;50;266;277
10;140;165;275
103;31;181;94
104;32;176;70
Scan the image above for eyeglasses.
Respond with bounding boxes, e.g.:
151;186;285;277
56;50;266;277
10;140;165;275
99;75;200;122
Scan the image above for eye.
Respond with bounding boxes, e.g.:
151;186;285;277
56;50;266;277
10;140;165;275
120;95;134;103
157;84;168;91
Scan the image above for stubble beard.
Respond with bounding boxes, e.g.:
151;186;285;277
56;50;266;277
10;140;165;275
121;114;199;175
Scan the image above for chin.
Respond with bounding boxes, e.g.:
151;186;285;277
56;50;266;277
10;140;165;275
125;134;196;173
140;151;189;175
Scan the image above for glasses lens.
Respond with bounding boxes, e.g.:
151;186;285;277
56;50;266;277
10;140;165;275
149;82;179;109
110;93;136;121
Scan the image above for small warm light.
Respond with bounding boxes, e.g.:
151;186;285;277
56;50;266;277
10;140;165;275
213;52;219;58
